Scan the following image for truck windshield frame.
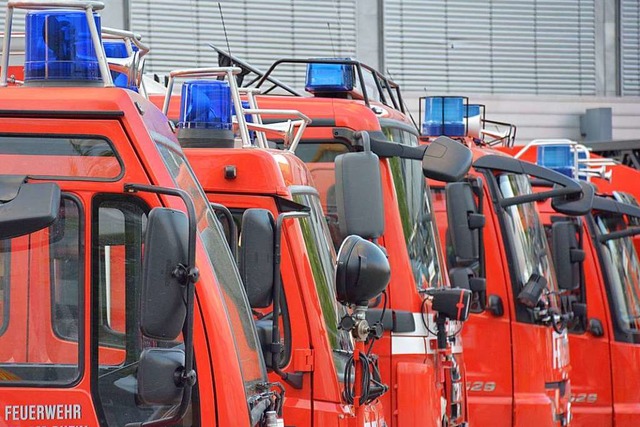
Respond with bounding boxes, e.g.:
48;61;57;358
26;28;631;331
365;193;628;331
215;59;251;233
152;133;268;395
494;172;561;320
291;187;353;380
593;213;640;342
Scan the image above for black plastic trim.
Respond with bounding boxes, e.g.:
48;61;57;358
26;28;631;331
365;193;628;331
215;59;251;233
0;110;124;119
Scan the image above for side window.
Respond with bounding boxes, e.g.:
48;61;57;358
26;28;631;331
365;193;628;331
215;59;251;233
0;197;82;385
386;127;444;290
93;197;198;426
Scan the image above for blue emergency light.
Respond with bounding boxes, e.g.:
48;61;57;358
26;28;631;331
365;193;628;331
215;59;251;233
466;104;481;118
232;101;256;141
103;40;127;58
305;61;355;93
422;97;466;137
537;145;574;178
102;39;134;90
24;10;102;82
178;80;232;130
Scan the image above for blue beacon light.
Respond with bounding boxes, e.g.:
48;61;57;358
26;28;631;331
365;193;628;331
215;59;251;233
232;101;256;142
537;145;575;178
103;39;137;91
423;97;466;137
178;80;232;130
305;60;355;93
24;10;102;82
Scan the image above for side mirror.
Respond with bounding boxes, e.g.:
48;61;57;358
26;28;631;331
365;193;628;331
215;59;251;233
552;181;594;216
239;209;275;308
425;288;472;321
335;133;384;239
0;178;61;239
517;273;547;308
422;136;473;182
141;208;189;341
336;235;390;306
445;182;484;265
137;348;185;405
551;221;585;291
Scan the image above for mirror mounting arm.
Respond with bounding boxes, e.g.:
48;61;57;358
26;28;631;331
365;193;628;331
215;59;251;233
124;183;199;427
270;211;309;390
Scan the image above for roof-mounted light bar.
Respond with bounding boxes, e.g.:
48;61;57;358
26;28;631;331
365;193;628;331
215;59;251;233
514;139;616;182
102;26;149;94
1;0;112;87
162;67;311;152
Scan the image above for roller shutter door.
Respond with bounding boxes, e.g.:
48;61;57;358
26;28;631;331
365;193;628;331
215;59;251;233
621;0;640;96
130;0;356;86
383;0;596;95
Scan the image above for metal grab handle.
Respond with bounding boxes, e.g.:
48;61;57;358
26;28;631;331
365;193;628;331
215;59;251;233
243;109;311;152
1;0;113;87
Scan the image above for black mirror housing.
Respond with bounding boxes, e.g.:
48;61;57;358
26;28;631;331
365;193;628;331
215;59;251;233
445;182;484;265
141;208;189;341
137;348;185;406
336;235;390;306
551;221;584;291
239;209;275;308
422;136;473;182
517;273;547;308
552;181;595;216
335;148;385;239
0;177;61;239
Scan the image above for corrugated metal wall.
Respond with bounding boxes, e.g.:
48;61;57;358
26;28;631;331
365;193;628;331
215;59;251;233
383;0;597;95
621;0;640;96
131;0;356;86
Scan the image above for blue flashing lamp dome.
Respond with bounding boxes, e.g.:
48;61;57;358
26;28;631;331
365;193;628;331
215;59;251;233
24;10;102;82
305;60;355;93
178;80;232;130
537;145;574;178
232;100;256;141
466;104;481;118
423;97;466;137
103;40;128;58
103;39;137;91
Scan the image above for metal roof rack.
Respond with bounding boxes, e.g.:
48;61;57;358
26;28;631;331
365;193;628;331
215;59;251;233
211;45;414;120
162;67;310;152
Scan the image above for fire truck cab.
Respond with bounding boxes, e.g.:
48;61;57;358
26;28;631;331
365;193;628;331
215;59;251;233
161;68;391;426
224;57;475;427
0;3;281;426
426;102;590;427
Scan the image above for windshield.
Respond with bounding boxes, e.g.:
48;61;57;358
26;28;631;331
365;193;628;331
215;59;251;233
384;127;445;290
292;189;353;378
153;133;267;394
594;214;640;332
497;173;560;308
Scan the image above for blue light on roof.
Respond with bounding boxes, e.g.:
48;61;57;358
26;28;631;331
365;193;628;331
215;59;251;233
537;145;574;178
305;61;355;93
422;97;466;137
103;39;137;91
103;40;128;58
466;104;481;118
179;80;232;130
24;10;102;82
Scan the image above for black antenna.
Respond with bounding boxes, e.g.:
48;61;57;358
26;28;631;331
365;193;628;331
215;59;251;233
327;22;337;56
218;2;232;59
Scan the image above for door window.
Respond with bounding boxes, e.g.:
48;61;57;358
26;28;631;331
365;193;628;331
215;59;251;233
92;196;198;426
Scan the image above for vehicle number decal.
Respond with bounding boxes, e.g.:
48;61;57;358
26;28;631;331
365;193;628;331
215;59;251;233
570;393;598;404
466;381;496;392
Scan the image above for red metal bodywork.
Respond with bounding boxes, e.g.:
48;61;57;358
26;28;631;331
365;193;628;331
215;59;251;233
0;87;258;426
507;146;640;426
430;145;571;427
242;94;467;427
187;147;386;426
